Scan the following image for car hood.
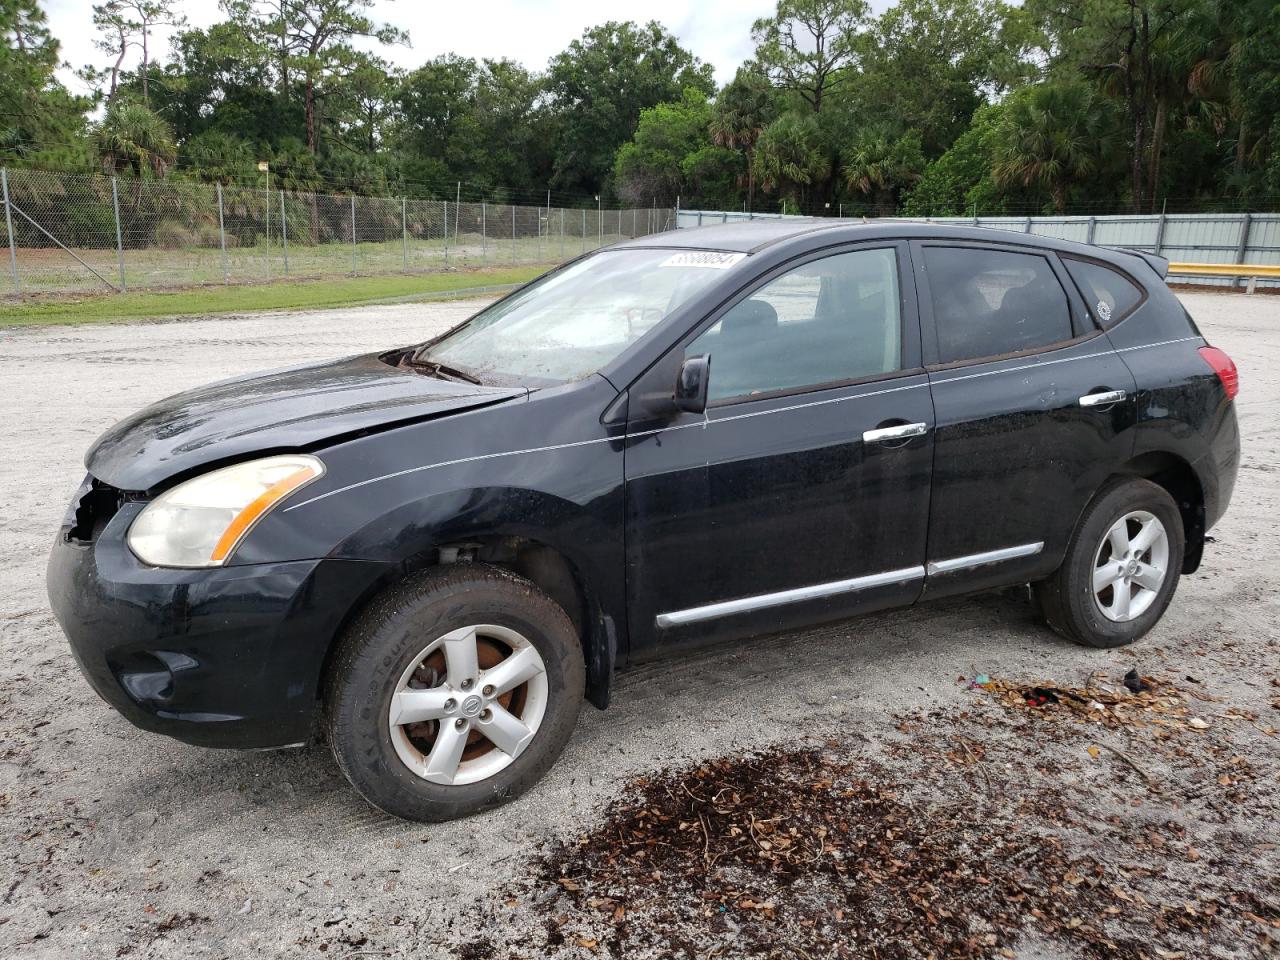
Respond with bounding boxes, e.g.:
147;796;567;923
86;352;526;490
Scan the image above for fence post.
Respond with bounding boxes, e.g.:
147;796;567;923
513;204;517;264
581;209;586;255
279;190;289;275
350;194;357;276
216;183;229;285
1153;199;1167;256
1024;216;1032;234
1;168;19;296
559;208;565;259
453;182;461;254
1235;213;1252;292
443;200;449;266
481;201;487;264
1086;216;1097;245
110;177;126;291
401;197;408;273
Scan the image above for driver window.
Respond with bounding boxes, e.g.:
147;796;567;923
687;247;902;403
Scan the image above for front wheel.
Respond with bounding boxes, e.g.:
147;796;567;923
1034;478;1184;649
325;564;585;822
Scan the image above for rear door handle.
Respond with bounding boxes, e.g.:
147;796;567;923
862;422;928;444
1078;389;1127;408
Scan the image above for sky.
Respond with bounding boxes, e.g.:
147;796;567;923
41;0;797;95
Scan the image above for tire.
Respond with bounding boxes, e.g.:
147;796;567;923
325;563;585;822
1034;478;1184;649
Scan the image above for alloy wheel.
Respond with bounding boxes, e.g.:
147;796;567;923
1091;510;1169;623
388;624;549;785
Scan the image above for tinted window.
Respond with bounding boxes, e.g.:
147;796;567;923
924;247;1073;363
1064;258;1143;327
688;248;901;403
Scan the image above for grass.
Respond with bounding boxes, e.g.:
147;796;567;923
0;266;548;328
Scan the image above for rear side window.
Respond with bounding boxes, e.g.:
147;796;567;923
1064;258;1143;327
924;247;1073;364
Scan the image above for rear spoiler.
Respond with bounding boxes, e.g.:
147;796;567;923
1104;246;1169;280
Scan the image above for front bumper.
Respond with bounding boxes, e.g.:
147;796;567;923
47;490;395;749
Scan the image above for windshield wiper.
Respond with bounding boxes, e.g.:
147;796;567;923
415;358;483;385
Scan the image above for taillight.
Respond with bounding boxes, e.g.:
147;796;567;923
1198;346;1238;400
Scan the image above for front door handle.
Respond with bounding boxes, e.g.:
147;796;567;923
863;422;929;444
1078;389;1127;408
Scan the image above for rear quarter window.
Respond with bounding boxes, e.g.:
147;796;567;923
1063;258;1144;328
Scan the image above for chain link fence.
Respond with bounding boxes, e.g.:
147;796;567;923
0;168;676;297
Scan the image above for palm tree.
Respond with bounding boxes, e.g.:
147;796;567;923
991;83;1116;214
709;69;777;212
95;100;175;180
841;126;925;215
753;112;832;210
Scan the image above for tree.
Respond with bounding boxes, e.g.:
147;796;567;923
95;100;176;179
544;20;714;196
709;69;778;211
751;0;869;114
754;111;832;208
991;81;1120;213
614;89;734;207
902;104;1005;215
92;2;139;104
1027;0;1200;210
841;125;925;213
1;0;88;164
855;0;1027;158
254;0;406;154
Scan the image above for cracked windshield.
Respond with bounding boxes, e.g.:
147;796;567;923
419;249;744;384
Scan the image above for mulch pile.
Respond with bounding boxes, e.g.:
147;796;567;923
513;673;1278;960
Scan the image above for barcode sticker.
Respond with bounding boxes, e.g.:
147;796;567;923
659;251;746;269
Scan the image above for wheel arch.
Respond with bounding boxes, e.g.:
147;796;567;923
316;488;624;714
1109;451;1205;573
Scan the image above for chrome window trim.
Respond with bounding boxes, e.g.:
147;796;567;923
654;565;926;628
926;541;1044;576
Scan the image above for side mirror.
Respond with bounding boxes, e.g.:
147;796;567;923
674;354;710;415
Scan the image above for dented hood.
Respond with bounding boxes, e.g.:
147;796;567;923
86;352;525;490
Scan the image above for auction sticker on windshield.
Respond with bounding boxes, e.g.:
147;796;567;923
659;252;746;269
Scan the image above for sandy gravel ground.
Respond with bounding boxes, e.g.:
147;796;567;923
0;293;1276;959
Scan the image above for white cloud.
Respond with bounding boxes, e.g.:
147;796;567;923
43;0;782;96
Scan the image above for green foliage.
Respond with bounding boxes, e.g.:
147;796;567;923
544;21;715;197
95;100;176;178
10;0;1280;218
751;0;869;113
840;125;925;212
991;81;1122;213
754;111;833;204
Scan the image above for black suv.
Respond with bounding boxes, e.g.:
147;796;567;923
47;222;1240;821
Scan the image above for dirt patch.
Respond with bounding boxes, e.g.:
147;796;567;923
526;672;1278;960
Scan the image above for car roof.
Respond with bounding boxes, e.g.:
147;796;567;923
616;219;1168;279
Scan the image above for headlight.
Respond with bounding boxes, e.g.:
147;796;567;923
127;455;325;568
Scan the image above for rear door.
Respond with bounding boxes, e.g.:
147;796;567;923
913;241;1138;599
624;242;934;652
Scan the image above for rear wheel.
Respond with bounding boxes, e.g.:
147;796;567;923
326;564;585;821
1034;478;1184;649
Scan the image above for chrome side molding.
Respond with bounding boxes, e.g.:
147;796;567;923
655;565;926;628
926;541;1044;576
655;542;1045;628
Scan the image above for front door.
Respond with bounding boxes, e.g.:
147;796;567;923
912;241;1138;599
624;243;935;654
